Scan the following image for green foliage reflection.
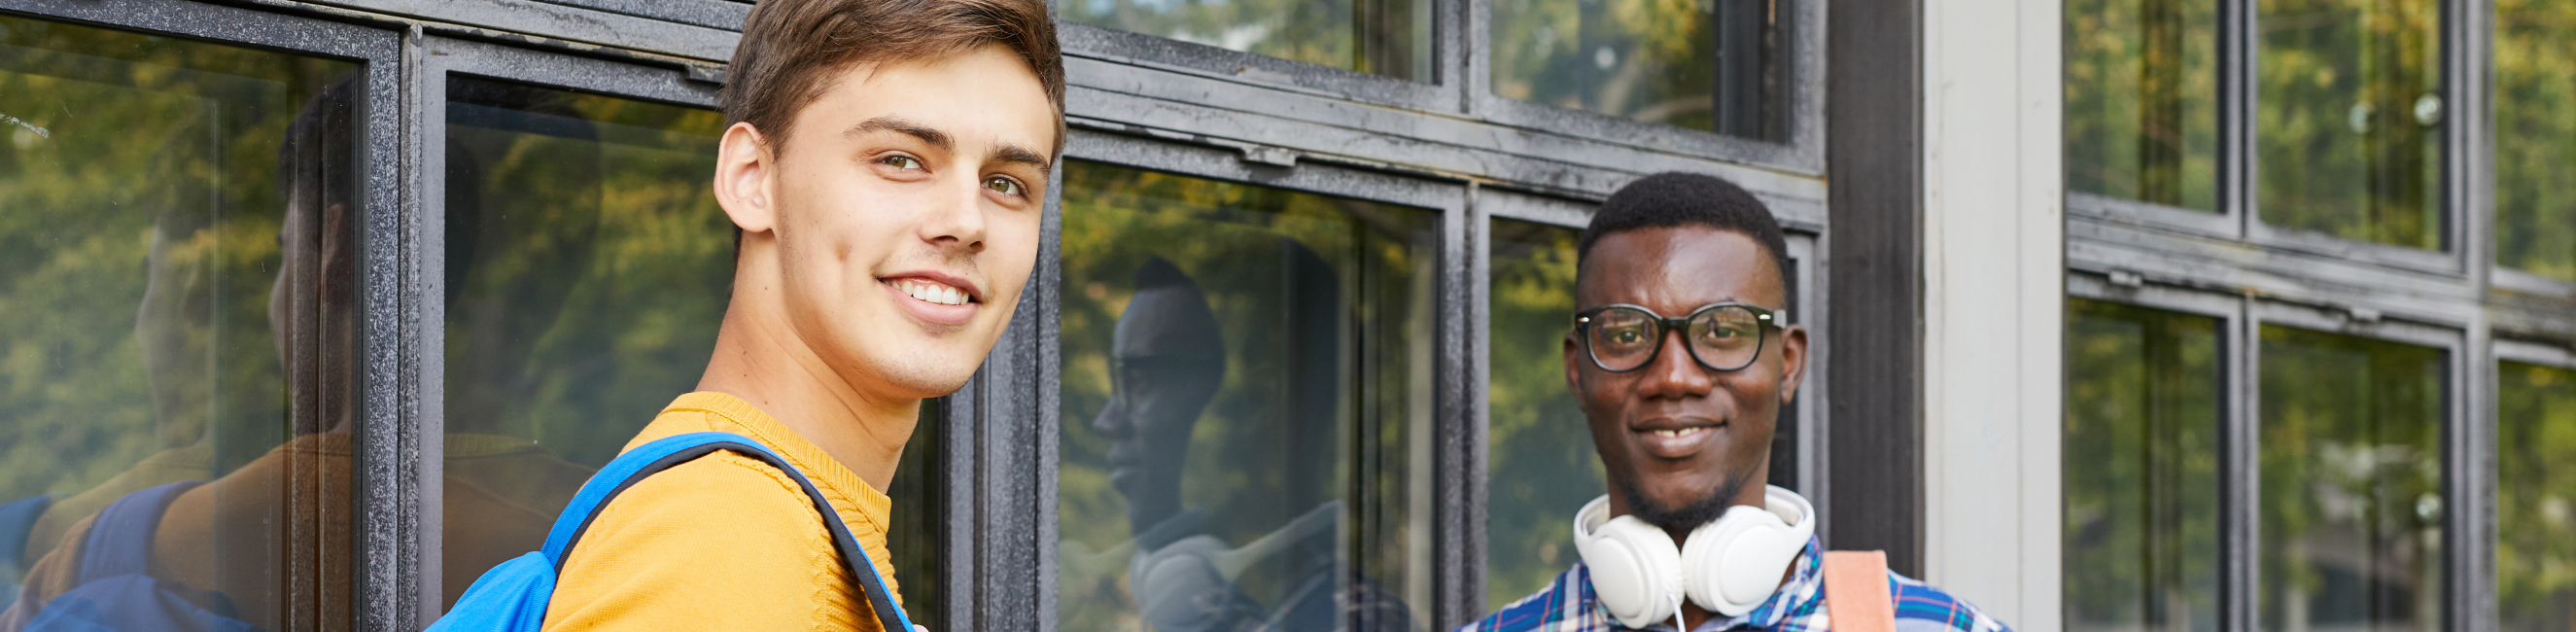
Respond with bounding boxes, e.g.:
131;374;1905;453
2492;0;2576;280
2064;299;2220;632
2064;0;2218;211
1062;0;1428;80
1481;219;1600;608
2497;362;2576;632
2256;0;2441;248
2257;326;2441;632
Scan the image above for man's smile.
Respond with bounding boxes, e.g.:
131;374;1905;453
1632;419;1724;459
880;272;982;326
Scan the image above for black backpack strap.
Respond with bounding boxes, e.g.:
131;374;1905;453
547;434;914;632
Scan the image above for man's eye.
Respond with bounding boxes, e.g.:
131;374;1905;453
985;176;1025;196
881;156;923;170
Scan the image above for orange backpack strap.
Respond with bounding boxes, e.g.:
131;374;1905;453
1822;550;1896;632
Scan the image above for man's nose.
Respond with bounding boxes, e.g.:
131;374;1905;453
919;173;990;252
1634;329;1716;399
1092;392;1130;438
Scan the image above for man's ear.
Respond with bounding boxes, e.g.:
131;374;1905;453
1776;324;1809;404
713;122;777;235
1563;332;1584;395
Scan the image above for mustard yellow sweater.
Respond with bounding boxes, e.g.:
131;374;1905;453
544;392;904;632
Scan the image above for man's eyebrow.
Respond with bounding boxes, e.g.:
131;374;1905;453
843;116;952;151
992;143;1053;176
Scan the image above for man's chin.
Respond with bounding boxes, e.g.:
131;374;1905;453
1619;475;1748;532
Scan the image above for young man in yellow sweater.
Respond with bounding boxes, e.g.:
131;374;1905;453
540;1;1062;629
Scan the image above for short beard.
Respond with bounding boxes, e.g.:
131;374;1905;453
1619;469;1757;533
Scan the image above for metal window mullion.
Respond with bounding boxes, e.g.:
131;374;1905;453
949;162;1066;632
2221;295;2258;632
2218;0;2255;239
364;20;437;632
1444;183;1491;630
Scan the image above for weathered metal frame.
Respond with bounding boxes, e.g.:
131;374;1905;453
0;0;415;628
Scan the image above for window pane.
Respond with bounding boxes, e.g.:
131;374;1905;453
2497;361;2576;632
2065;299;2221;632
2065;0;2218;211
1063;0;1430;81
2257;326;2442;632
1057;160;1435;632
0;16;360;629
438;77;941;620
1483;219;1598;608
2493;0;2576;281
1490;0;1789;139
2256;0;2442;248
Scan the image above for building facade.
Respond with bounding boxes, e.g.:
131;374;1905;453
0;0;2565;631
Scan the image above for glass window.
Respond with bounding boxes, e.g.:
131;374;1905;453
2256;0;2442;248
2065;0;2218;211
2065;299;2222;632
2497;361;2576;632
0;15;361;629
1062;0;1430;82
1483;219;1597;608
2257;325;2442;632
2492;0;2576;281
1057;160;1436;632
1490;0;1789;139
437;77;942;622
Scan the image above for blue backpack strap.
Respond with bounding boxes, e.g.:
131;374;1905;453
540;432;915;632
0;493;55;575
74;481;201;584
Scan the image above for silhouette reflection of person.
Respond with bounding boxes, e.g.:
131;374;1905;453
2;76;600;632
1093;249;1413;632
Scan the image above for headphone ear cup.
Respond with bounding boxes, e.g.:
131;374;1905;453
1571;498;1684;629
1680;506;1801;616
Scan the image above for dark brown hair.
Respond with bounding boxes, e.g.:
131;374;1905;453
723;0;1065;156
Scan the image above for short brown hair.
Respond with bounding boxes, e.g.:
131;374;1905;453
724;0;1065;156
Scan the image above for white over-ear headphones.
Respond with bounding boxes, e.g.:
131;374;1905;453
1571;485;1816;628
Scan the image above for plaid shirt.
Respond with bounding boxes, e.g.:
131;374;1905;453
1455;538;2011;632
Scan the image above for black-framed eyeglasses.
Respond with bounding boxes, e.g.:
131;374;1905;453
1572;302;1786;372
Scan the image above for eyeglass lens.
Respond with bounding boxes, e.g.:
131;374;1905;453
1584;305;1765;371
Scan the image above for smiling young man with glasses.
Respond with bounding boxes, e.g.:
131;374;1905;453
1458;173;2009;632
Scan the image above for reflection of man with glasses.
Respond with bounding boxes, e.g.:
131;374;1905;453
1457;174;2009;632
1085;255;1413;632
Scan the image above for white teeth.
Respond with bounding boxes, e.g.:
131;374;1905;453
899;279;968;306
1649;428;1699;438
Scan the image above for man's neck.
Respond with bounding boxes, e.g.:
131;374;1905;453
696;288;919;492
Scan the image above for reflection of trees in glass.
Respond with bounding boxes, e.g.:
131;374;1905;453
2256;0;2440;248
0;13;345;509
2497;362;2576;632
2064;299;2220;632
2065;0;2217;210
2492;0;2576;281
1481;219;1599;608
2257;326;2441;632
1490;0;1782;137
1056;160;1433;632
1063;0;1428;80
